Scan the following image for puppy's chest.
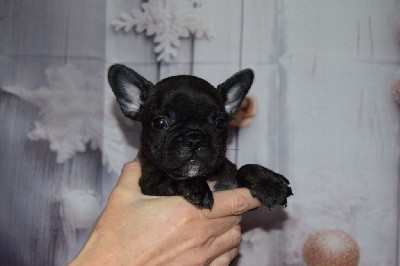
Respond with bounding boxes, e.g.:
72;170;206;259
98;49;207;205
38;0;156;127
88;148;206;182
206;181;217;192
185;164;219;191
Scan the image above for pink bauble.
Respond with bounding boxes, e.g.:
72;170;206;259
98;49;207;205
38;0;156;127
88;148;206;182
303;229;360;266
392;78;400;104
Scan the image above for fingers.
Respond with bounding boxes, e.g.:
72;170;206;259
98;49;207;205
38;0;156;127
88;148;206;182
209;248;239;266
211;225;241;252
203;188;261;219
207;225;241;265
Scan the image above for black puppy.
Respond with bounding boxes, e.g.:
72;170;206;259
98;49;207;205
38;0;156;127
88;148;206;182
108;64;292;209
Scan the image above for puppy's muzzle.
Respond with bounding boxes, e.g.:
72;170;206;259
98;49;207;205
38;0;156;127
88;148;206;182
173;130;208;151
186;131;207;150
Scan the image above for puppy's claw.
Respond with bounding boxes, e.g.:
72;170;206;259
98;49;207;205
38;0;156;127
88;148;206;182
201;196;214;209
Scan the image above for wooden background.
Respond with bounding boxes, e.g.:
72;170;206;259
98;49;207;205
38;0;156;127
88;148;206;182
1;0;399;265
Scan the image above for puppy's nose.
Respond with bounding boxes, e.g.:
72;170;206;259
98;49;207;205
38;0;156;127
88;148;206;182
185;131;205;149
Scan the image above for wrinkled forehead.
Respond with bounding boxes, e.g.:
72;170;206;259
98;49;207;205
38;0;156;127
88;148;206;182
154;76;224;115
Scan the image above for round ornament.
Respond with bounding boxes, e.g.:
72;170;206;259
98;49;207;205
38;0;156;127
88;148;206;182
303;229;360;266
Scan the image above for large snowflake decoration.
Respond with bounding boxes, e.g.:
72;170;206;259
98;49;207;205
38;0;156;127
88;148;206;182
3;63;133;173
111;0;212;62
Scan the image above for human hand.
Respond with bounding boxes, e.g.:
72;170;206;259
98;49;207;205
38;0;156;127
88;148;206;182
69;159;261;266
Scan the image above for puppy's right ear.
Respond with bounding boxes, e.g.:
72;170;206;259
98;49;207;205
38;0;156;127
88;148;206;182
108;64;153;120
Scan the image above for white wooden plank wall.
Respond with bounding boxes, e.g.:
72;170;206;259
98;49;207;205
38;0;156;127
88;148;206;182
0;0;106;265
282;1;400;265
0;0;399;265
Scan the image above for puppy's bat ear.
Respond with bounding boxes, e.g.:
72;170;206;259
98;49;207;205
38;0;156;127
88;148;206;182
217;69;254;118
108;64;153;120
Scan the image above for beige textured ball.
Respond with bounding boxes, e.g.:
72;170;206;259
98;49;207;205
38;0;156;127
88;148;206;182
229;95;257;127
392;79;400;104
303;229;360;266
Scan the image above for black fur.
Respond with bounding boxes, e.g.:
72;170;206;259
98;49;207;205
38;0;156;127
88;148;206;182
108;64;292;209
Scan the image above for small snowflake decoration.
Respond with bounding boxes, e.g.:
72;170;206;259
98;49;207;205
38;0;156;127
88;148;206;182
111;0;212;62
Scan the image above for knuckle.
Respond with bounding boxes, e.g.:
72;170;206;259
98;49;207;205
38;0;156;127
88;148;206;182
227;248;240;263
210;226;242;256
219;254;234;266
192;252;209;266
175;201;202;223
231;192;250;215
192;230;212;248
210;249;239;266
231;226;242;245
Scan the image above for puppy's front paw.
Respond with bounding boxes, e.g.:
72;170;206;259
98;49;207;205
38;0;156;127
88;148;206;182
177;180;214;209
183;187;214;209
237;164;293;209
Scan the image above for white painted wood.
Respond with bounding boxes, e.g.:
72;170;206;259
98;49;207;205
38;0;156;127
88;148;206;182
159;60;193;79
0;56;102;265
0;89;67;265
0;1;106;264
193;0;243;65
281;1;400;264
235;64;287;266
0;0;399;265
237;0;282;177
66;0;107;59
60;2;106;262
0;0;69;57
281;57;399;265
106;0;156;64
234;1;288;265
158;38;194;79
284;0;400;63
241;0;278;64
192;0;243;163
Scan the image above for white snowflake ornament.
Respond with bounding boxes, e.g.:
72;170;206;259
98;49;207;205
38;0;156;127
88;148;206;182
111;0;212;62
3;64;104;163
3;63;134;174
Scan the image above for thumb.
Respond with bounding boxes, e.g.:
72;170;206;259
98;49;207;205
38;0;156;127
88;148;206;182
203;188;261;219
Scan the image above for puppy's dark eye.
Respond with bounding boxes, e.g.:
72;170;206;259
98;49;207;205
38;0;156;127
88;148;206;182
215;117;227;129
152;117;169;130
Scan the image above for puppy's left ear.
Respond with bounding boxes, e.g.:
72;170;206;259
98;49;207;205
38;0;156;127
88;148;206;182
217;69;254;118
108;64;153;120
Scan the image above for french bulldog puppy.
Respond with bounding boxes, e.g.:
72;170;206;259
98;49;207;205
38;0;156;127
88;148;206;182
108;64;292;209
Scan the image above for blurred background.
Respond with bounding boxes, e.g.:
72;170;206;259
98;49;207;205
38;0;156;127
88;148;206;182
0;0;399;265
